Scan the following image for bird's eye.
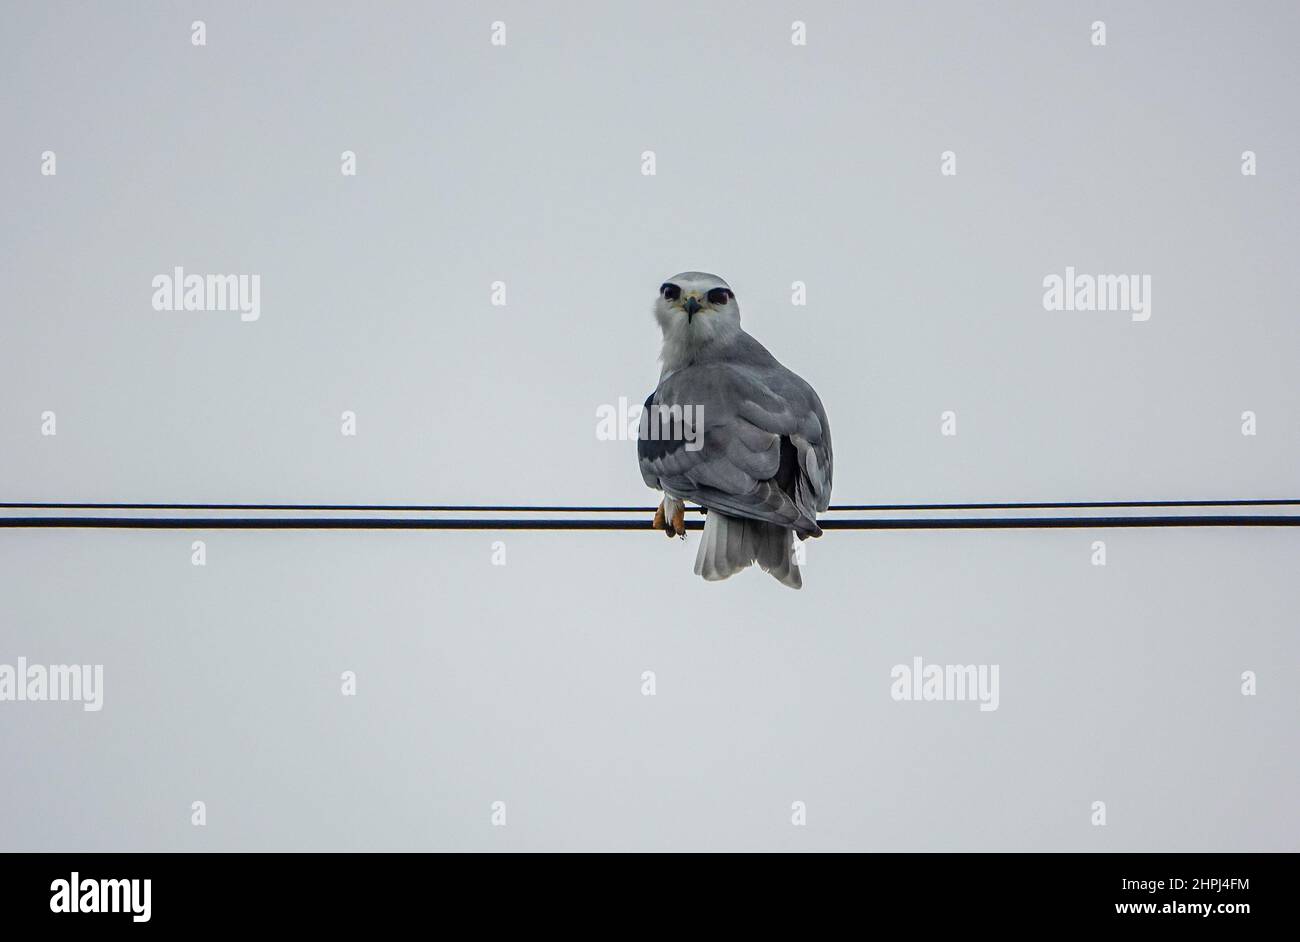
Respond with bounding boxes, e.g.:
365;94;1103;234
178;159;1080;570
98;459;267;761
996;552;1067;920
661;283;681;301
707;288;731;305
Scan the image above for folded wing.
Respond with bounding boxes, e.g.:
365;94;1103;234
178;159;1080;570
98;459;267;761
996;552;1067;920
638;360;832;537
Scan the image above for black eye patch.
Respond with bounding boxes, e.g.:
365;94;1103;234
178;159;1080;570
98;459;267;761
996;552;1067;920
661;283;681;301
706;287;732;305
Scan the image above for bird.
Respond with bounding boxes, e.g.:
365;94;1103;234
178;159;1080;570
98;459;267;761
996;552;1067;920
637;272;833;588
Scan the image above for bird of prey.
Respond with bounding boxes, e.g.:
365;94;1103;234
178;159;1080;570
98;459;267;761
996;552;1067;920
637;272;833;588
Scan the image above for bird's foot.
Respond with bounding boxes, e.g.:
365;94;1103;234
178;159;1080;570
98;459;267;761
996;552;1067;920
654;499;687;539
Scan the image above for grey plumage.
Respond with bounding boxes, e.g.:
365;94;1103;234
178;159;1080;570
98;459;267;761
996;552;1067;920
695;513;802;587
638;272;833;588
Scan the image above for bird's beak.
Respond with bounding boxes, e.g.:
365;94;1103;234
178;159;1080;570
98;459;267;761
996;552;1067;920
684;297;702;320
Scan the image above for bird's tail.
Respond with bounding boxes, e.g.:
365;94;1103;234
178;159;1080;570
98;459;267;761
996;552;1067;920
693;511;802;589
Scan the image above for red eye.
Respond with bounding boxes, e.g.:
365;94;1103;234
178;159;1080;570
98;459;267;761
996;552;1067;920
661;283;681;301
707;288;731;305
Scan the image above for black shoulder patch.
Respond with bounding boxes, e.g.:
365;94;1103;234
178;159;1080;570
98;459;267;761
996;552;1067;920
637;392;688;463
774;435;800;499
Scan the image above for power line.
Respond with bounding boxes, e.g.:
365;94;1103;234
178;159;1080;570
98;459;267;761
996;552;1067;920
2;498;1298;512
828;498;1300;511
2;515;1298;530
3;499;1297;530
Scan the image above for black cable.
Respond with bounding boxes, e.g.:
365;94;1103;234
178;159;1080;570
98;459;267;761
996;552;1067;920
2;516;1297;530
2;498;1299;512
829;498;1300;511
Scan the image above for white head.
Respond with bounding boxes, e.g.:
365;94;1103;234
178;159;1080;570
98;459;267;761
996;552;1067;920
653;271;741;371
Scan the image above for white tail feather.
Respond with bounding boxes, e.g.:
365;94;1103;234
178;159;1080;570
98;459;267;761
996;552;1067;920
693;511;802;589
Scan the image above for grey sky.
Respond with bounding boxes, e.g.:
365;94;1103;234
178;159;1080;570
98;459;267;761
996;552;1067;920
1;1;1296;851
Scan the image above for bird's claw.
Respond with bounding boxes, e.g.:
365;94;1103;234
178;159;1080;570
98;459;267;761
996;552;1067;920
653;500;687;539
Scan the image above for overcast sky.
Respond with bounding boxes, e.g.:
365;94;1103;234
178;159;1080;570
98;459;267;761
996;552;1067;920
2;1;1297;851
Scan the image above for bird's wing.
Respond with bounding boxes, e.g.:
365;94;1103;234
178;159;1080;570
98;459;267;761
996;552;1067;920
638;359;832;534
